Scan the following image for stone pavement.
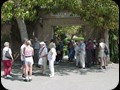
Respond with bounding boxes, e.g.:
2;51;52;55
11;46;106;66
1;56;119;90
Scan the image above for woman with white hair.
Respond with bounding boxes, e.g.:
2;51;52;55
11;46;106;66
2;42;14;79
47;43;57;77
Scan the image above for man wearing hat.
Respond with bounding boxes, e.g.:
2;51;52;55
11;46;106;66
39;41;48;75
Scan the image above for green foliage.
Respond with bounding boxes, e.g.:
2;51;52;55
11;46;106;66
2;0;119;31
79;0;119;30
109;30;119;63
1;0;119;61
1;1;14;22
1;0;38;23
54;26;81;37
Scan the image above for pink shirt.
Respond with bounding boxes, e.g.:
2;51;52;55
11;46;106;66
24;46;33;56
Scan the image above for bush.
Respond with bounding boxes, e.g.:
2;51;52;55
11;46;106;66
63;46;67;55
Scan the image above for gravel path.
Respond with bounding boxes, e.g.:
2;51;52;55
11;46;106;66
1;56;119;90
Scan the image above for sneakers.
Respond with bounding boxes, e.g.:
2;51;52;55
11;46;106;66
50;75;54;78
49;74;54;78
24;77;32;82
4;75;12;79
24;79;29;82
7;75;12;78
102;66;106;69
22;74;25;78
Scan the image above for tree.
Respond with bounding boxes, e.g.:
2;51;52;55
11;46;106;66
54;26;81;40
1;0;119;61
78;0;119;62
1;0;37;41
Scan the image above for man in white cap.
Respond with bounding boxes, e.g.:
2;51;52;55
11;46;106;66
39;41;48;75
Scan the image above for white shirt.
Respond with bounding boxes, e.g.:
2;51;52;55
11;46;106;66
39;47;48;57
20;44;26;61
47;48;57;61
99;42;106;50
2;47;12;60
74;45;79;55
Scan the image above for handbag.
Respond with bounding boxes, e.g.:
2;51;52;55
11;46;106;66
104;46;108;55
5;49;12;59
37;47;45;65
38;58;42;65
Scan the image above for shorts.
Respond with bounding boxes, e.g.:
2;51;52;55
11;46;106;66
21;60;25;65
24;57;34;65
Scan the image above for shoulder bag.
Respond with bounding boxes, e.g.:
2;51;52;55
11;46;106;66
5;49;12;59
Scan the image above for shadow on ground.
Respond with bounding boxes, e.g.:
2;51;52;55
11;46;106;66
1;59;110;82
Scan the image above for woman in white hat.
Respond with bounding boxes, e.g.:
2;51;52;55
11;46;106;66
47;43;57;77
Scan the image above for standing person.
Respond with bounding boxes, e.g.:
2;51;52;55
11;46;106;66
104;44;109;66
86;39;94;67
33;37;40;65
20;38;28;78
47;43;57;77
2;42;14;78
48;39;56;51
74;42;80;67
79;39;86;69
59;40;64;62
24;40;34;82
95;43;100;65
92;40;97;65
67;40;75;62
55;40;61;64
39;41;48;75
98;39;106;69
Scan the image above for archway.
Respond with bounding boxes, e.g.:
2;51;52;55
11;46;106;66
35;12;95;43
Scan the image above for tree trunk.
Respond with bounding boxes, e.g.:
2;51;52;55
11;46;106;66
104;29;109;52
104;29;110;62
16;17;28;42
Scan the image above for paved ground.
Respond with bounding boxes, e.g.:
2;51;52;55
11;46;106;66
1;56;119;90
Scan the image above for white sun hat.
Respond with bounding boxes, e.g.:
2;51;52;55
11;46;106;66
40;41;45;45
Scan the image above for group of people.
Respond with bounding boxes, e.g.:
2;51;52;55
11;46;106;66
20;38;58;81
2;37;58;82
67;38;109;69
2;37;109;82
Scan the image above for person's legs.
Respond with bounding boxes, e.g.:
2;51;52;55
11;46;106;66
21;61;25;77
102;57;106;69
99;57;104;69
42;58;47;74
2;60;8;77
76;55;79;66
36;50;40;63
34;50;39;64
60;50;63;61
82;54;85;68
68;49;72;61
49;60;55;77
28;63;33;80
24;62;29;81
7;60;12;75
86;50;92;67
80;53;85;68
55;54;61;64
69;49;75;62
